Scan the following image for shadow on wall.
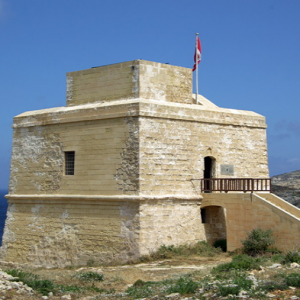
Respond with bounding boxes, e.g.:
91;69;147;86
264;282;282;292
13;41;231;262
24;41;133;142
201;205;226;247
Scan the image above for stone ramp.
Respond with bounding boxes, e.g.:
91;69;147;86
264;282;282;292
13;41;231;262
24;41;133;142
250;193;300;251
256;192;300;219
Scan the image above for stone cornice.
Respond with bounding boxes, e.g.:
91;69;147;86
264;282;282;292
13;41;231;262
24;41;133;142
5;194;203;204
12;99;267;129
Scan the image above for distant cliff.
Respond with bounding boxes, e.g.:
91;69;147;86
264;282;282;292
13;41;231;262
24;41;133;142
272;170;300;208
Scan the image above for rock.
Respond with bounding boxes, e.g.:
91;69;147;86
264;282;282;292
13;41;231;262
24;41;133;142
202;293;213;297
266;292;276;298
247;274;259;288
61;295;72;300
268;263;282;269
165;293;180;298
239;289;248;296
259;266;266;272
290;263;300;268
10;282;20;289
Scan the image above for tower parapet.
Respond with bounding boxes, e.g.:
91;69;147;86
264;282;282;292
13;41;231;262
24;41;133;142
66;60;193;106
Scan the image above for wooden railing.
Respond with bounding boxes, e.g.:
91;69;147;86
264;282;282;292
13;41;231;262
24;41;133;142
198;178;272;193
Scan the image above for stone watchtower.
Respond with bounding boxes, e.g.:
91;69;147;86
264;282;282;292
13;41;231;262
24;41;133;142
2;60;270;268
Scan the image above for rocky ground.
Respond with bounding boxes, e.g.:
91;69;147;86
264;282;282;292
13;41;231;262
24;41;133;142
1;254;300;299
0;255;230;300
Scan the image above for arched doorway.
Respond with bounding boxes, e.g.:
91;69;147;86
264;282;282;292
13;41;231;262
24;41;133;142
203;156;215;192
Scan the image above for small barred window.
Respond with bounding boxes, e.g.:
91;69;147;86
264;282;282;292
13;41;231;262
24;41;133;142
65;151;75;175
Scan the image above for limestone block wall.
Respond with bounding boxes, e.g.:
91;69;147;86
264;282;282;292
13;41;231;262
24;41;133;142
0;198;140;268
66;60;192;106
139;116;269;196
138;61;192;104
138;199;204;256
66;61;138;106
202;193;300;252
1;196;205;267
9;117;139;196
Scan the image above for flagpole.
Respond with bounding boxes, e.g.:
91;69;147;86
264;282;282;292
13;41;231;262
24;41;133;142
195;33;199;104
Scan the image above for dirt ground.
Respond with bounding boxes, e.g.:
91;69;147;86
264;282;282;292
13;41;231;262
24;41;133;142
0;254;232;299
1;254;299;300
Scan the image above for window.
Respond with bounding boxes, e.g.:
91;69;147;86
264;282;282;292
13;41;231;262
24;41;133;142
65;151;75;175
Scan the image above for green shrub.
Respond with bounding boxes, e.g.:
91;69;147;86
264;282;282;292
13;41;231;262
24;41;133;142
212;254;261;273
232;272;253;290
6;269;108;296
151;241;221;259
259;281;288;292
58;284;112;294
218;284;240;296
126;281;155;298
193;241;222;256
285;273;300;287
271;253;285;263
5;269;55;296
216;272;252;297
166;276;199;295
74;271;104;282
266;247;282;255
133;279;146;287
242;228;275;256
154;245;180;258
213;239;227;252
283;251;300;264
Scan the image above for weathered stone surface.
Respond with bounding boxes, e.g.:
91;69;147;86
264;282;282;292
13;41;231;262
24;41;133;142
202;192;300;251
0;269;34;296
2;60;273;268
66;60;192;106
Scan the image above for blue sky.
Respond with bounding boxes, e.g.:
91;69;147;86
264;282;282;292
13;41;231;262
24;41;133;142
0;0;299;190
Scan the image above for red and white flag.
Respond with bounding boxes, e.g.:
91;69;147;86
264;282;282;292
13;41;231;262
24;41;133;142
192;36;201;71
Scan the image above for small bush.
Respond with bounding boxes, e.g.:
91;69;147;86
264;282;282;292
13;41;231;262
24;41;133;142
133;279;146;287
218;284;240;296
283;251;300;264
193;241;222;256
212;254;261;273
213;239;227;252
150;241;221;259
266;247;282;255
242;228;275;256
5;269;55;296
166;277;199;295
271;253;285;263
217;272;252;296
285;273;300;287
232;272;253;290
259;281;288;292
126;281;155;298
74;271;104;282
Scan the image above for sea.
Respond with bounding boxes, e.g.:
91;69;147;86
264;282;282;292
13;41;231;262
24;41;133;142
0;190;8;247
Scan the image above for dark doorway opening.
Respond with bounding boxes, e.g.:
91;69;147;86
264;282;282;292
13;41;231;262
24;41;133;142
204;156;215;192
204;157;213;179
201;205;227;251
